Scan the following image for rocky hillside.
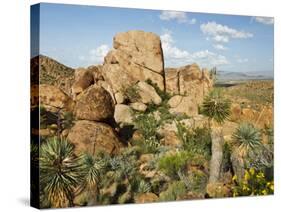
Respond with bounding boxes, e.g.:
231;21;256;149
31;55;75;96
32;30;274;208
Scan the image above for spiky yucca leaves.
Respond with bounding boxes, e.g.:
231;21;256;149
77;154;106;206
40;138;85;208
201;89;231;124
79;154;105;190
232;123;262;158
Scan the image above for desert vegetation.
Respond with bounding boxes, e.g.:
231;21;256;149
31;30;274;208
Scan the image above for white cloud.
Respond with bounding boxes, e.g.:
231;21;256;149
253;17;274;25
213;44;227;50
159;11;196;24
89;44;110;63
79;44;110;65
237;58;249;63
189;18;197;25
200;21;253;43
160;11;187;23
160;31;228;68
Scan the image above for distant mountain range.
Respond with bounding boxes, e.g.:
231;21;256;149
216;70;273;82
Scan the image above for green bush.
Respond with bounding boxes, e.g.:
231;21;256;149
159;181;187;201
158;151;189;179
176;122;212;159
122;85;140;103
134;113;158;139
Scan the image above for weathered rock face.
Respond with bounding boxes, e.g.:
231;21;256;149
74;84;114;121
165;64;213;105
67;120;123;156
39;84;74;110
102;30;165;94
114;104;133;125
34;55;75;97
168;95;198;117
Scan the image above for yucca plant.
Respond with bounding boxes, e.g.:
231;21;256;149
201;89;231;124
232;123;262;158
201;89;231;183
40;138;85;208
77;154;106;206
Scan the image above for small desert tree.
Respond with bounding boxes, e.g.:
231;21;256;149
201;89;231;183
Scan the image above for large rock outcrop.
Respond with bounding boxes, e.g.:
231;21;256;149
165;64;213;105
102;30;165;97
74;84;114;121
39;84;74;111
67;120;123;156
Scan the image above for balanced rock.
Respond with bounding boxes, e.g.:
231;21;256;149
74;84;114;121
102;30;165;94
67;120;123;156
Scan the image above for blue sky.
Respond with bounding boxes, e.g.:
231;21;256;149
32;3;274;73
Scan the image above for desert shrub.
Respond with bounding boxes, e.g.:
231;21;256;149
133;112;162;153
186;170;208;193
133;137;161;154
158;151;207;179
62;111;74;129
176;122;212;159
40;138;85;208
158;151;188;179
159;181;187;201
232;168;274;196
122;85;140;103
201;89;231;124
134;113;158;139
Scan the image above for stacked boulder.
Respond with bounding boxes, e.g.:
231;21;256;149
66;66;123;156
39;30;215;156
